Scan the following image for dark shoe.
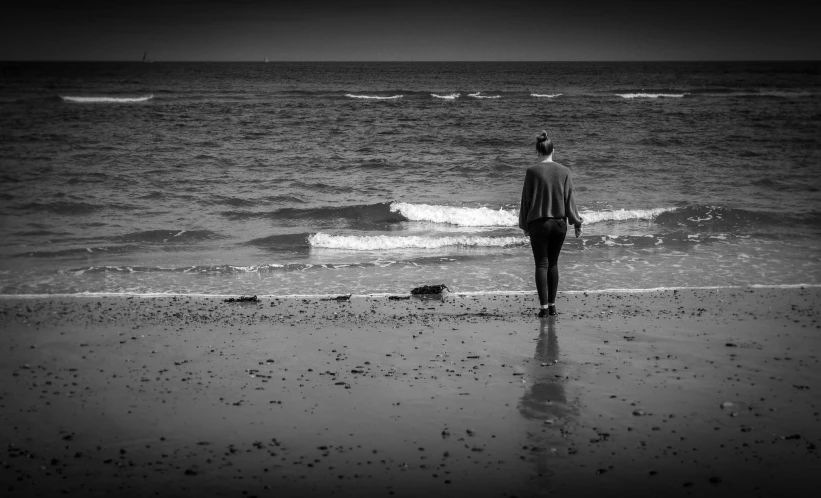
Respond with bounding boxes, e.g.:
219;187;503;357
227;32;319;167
548;305;557;316
537;309;548;318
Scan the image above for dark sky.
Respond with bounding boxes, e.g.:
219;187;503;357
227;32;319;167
2;0;819;61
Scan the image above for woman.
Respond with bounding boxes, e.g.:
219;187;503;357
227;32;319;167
519;131;583;317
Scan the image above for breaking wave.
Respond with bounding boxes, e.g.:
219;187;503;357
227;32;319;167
432;93;460;100
616;93;687;99
531;93;562;98
468;92;501;99
308;233;526;250
345;94;403;100
579;207;676;224
391;202;517;227
391;203;676;227
61;95;154;103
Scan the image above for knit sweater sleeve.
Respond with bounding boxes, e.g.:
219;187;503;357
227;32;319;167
564;173;583;227
519;169;532;231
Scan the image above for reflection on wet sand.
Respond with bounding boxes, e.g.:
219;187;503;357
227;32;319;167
518;316;578;494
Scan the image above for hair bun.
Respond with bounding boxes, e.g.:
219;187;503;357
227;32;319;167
536;131;548;143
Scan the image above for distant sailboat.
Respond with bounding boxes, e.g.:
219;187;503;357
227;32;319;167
264;57;269;63
142;52;153;63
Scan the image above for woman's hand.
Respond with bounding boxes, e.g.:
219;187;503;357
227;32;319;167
574;224;582;238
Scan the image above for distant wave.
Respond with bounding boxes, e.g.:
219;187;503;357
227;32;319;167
61;95;154;103
345;94;403;100
616;93;686;99
308;233;526;250
468;92;501;99
432;93;460;100
531;93;562;98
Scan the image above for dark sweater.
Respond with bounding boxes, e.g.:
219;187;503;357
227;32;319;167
518;161;583;231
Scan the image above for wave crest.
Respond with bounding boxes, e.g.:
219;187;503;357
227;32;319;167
391;203;675;227
391;202;517;227
468;92;501;99
531;93;562;98
580;207;676;224
308;233;526;250
345;94;403;100
61;95;154;103
616;93;686;99
432;93;460;100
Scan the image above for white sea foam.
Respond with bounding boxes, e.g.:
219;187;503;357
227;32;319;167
468;92;501;99
432;93;460;100
61;95;154;103
616;93;686;99
391;202;517;227
579;207;676;224
531;93;562;98
390;202;676;227
345;94;403;100
308;233;527;250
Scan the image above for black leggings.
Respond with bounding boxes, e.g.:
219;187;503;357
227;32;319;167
528;218;567;305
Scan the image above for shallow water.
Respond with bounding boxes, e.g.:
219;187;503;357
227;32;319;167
1;61;820;295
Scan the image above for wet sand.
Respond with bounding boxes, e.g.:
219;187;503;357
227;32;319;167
1;287;819;497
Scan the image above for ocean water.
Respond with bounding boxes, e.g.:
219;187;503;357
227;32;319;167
1;61;820;297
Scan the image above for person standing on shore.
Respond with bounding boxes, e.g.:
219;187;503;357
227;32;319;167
519;131;583;317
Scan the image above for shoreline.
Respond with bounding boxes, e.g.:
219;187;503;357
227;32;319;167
1;287;819;497
1;282;818;300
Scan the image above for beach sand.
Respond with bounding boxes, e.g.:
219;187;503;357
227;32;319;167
1;287;819;497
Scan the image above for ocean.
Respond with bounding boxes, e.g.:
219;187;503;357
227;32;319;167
1;61;819;297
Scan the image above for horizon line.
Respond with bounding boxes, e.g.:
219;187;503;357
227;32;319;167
2;59;820;64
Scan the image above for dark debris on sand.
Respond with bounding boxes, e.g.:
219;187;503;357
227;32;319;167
223;295;259;303
322;294;352;302
410;284;450;295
